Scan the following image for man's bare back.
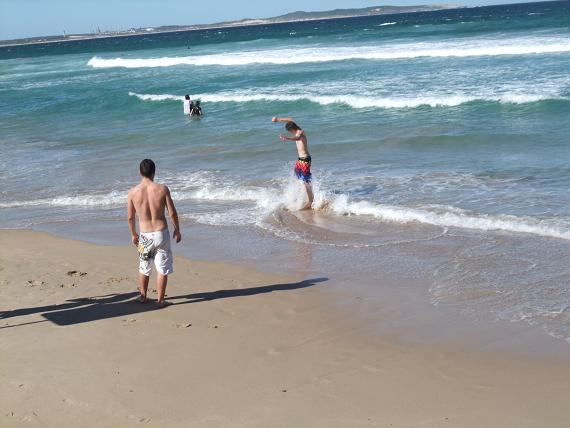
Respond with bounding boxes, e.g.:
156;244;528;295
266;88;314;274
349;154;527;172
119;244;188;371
128;181;171;233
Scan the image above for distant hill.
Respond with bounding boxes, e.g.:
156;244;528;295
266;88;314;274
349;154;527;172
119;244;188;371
1;4;459;46
266;5;457;22
212;4;458;27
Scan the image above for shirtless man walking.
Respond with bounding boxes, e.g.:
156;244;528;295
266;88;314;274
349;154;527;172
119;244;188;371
272;117;314;209
127;159;182;307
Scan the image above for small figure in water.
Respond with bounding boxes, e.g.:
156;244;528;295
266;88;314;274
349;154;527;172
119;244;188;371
190;100;203;117
183;94;192;116
272;116;313;209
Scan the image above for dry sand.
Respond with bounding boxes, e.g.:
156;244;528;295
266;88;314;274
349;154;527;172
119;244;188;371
1;229;569;427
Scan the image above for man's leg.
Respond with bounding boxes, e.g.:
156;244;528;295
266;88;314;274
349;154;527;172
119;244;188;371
303;183;314;210
138;273;150;302
156;273;168;307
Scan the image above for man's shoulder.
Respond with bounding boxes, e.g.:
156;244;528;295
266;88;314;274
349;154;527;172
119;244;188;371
128;185;140;197
153;183;169;193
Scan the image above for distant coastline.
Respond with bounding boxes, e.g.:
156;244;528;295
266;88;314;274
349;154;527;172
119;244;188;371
0;4;459;48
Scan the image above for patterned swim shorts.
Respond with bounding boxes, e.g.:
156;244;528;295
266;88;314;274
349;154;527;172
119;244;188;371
294;156;312;183
137;229;173;276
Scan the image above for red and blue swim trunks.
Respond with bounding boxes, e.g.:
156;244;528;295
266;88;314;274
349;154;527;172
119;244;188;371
294;156;312;183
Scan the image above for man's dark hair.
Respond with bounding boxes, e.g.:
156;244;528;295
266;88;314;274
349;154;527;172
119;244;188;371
185;94;190;100
285;121;301;132
139;159;156;178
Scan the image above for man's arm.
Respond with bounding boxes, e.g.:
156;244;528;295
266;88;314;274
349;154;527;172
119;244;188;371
279;134;297;142
165;187;182;243
272;117;294;123
127;192;138;246
279;129;304;142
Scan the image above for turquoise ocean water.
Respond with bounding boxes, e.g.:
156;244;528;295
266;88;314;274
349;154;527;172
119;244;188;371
1;1;570;344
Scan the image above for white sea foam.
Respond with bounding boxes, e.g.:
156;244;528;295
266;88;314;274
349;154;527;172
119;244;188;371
4;172;570;241
190;179;570;240
326;195;570;240
183;173;570;240
0;192;126;208
128;92;183;102
129;91;560;109
89;37;570;68
378;22;397;26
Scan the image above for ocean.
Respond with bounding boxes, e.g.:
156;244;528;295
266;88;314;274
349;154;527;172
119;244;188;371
1;1;570;346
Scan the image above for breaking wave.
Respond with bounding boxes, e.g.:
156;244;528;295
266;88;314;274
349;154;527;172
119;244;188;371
188;181;570;240
88;37;570;68
128;91;562;109
0;192;126;208
5;175;568;241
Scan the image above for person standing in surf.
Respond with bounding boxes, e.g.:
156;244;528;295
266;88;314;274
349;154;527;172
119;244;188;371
272;117;314;209
183;94;192;116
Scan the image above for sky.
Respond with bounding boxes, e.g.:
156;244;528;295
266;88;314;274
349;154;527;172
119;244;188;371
0;0;545;40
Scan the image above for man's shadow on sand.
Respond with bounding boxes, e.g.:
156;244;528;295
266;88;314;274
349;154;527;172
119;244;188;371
0;278;328;327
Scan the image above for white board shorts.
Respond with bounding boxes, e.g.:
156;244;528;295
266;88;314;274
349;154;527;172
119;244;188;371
138;229;173;276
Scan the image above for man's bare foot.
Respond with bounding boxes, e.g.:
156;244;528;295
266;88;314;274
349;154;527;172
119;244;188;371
156;300;172;309
137;294;147;303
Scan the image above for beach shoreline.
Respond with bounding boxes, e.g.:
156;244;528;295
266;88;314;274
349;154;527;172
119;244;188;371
26;219;570;359
1;229;570;427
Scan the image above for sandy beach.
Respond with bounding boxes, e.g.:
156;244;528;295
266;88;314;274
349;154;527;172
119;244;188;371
1;229;569;427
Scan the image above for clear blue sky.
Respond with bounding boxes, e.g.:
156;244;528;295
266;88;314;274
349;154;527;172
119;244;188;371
0;0;542;40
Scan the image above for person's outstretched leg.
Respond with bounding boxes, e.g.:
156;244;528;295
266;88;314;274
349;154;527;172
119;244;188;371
156;273;169;307
138;273;150;302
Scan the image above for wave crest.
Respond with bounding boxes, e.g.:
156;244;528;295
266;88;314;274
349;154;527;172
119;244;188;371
88;38;570;68
3;173;570;241
186;179;570;240
128;91;561;109
328;195;570;240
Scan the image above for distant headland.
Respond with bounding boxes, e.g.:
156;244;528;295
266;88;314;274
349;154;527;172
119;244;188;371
0;4;459;47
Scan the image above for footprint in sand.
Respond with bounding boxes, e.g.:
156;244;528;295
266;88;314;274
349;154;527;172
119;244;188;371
176;323;192;328
27;280;45;287
9;381;25;388
105;276;129;285
265;347;280;357
67;270;87;278
59;283;77;288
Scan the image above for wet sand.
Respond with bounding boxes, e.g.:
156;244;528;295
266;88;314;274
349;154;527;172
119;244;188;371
1;229;569;427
